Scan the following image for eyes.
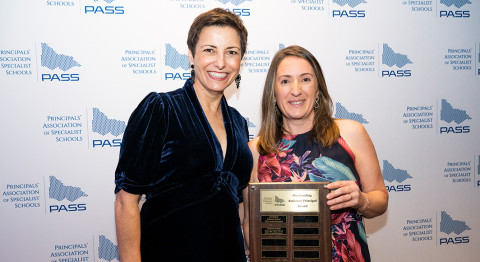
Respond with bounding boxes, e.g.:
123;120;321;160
279;76;313;85
202;47;239;56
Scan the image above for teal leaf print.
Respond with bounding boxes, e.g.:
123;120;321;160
311;156;357;182
357;222;367;242
280;139;296;151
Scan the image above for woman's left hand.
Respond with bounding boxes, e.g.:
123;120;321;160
325;180;364;211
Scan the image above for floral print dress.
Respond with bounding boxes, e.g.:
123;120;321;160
257;132;370;262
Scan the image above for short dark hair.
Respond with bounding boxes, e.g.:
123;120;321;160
187;8;248;58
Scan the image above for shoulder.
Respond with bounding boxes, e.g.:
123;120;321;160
334;119;368;139
248;136;260;154
140;91;165;106
334;119;374;155
126;92;171;129
139;86;188;110
131;92;168;117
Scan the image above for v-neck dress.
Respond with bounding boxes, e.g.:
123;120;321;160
114;79;253;262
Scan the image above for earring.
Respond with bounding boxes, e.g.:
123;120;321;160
235;74;241;89
190;64;195;84
314;96;319;109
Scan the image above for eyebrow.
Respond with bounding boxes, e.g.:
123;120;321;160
199;44;240;50
278;73;313;78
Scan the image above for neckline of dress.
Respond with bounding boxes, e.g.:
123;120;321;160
184;79;231;167
282;130;311;140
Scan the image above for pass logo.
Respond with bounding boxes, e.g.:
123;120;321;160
48;176;87;213
40;43;81;82
85;0;124;15
439;99;471;134
381;43;413;78
332;0;367;18
439;211;471;245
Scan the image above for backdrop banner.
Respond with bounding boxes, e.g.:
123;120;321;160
0;1;479;261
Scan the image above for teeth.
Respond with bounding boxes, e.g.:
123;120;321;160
208;72;227;78
290;101;303;105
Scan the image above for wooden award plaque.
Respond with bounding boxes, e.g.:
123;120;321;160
248;182;331;262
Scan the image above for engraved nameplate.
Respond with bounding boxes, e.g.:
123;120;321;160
260;189;319;212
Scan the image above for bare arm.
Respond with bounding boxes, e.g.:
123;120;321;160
114;189;142;262
326;119;388;218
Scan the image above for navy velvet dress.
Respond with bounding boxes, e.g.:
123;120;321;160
114;79;253;262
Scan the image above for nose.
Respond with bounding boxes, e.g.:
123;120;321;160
291;79;301;96
215;53;226;69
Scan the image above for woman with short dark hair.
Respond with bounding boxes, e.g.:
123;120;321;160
114;8;251;262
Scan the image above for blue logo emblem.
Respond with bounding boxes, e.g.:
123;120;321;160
332;0;367;8
92;108;126;137
439;211;471;245
40;43;80;82
383;160;412;192
41;43;81;71
439;0;471;17
164;43;191;81
477;156;480;189
218;0;252;16
382;43;412;68
478;43;480;75
332;0;366;18
439;99;471;134
48;176;87;212
49;176;87;202
217;0;252;5
165;43;190;70
245;117;256;128
440;99;471;125
383;160;412;183
335;103;369;124
91;108;125;148
98;235;120;261
440;211;471;235
440;0;472;8
85;0;124;14
381;43;413;77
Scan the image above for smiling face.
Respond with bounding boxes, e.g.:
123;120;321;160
188;26;242;96
274;56;319;132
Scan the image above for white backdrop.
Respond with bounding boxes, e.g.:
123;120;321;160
1;0;479;261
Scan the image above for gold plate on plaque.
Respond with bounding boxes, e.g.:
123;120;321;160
260;189;319;213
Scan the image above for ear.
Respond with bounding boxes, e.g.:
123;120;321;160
188;49;194;66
